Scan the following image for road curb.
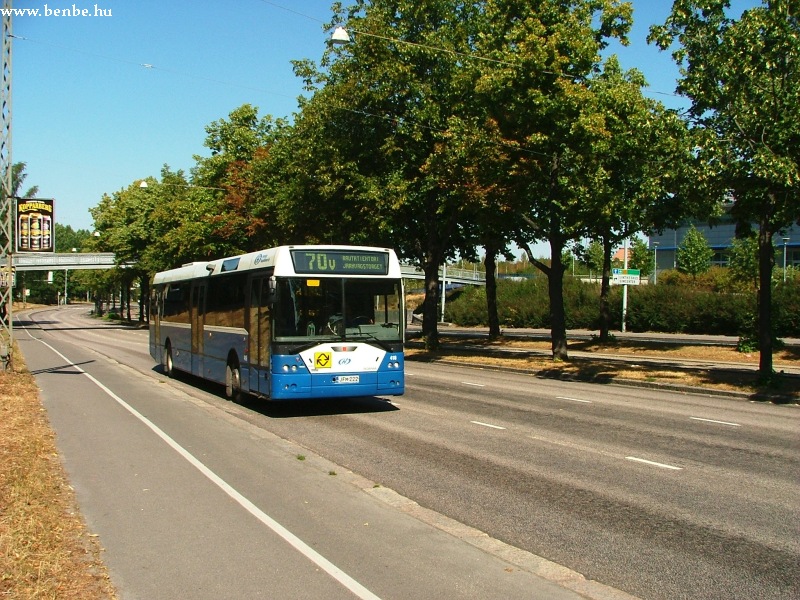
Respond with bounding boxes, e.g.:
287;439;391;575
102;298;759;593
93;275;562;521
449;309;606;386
363;484;641;600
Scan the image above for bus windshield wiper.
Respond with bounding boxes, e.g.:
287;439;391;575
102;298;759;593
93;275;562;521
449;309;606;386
347;331;395;352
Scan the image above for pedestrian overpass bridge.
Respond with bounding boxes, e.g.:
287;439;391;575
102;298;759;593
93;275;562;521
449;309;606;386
5;253;486;286
7;252;118;270
401;265;486;286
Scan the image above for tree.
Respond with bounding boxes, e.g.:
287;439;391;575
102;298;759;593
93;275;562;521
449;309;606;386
300;0;488;350
727;235;759;290
677;225;713;278
576;56;692;341
629;237;654;278
54;223;90;253
471;0;633;359
583;240;605;280
193;104;285;256
650;0;800;378
11;162;38;198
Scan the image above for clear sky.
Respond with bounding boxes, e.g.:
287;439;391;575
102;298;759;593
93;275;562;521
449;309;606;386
9;0;759;233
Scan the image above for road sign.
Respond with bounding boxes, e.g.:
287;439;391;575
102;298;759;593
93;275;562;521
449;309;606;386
0;266;15;288
612;268;640;286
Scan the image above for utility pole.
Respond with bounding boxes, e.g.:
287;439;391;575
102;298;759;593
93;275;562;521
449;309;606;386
621;235;629;333
0;0;13;369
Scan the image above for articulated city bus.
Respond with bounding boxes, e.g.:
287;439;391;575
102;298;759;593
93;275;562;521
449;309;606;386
149;245;404;400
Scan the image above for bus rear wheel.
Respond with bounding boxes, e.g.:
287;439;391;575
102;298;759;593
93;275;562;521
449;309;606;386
225;360;242;401
164;343;174;377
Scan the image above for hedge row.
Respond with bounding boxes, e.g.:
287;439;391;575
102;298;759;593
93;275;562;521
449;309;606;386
443;276;800;337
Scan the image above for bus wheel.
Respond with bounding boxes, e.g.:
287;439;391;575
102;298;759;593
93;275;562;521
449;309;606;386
164;343;174;377
225;360;242;401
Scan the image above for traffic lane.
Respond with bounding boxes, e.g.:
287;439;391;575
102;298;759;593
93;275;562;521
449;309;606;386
403;363;799;556
252;363;798;600
18;332;364;600
61;305;792;600
18;321;588;600
23;309;799;598
18;305;153;372
408;361;798;480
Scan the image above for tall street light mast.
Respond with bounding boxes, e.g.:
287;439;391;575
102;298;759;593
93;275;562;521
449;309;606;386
0;0;13;369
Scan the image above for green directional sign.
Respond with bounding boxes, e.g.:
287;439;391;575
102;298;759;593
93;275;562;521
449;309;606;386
612;268;641;285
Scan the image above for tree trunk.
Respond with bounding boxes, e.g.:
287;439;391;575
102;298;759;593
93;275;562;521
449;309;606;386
422;261;441;351
126;283;132;322
485;244;501;339
140;274;149;323
757;225;774;378
548;240;568;360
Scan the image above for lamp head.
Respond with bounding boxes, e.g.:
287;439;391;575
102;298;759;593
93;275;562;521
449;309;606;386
331;26;351;45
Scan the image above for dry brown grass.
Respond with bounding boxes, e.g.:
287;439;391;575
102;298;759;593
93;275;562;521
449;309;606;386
407;336;800;400
0;350;116;599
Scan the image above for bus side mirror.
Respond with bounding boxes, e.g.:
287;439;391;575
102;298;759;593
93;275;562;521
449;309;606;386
266;277;277;305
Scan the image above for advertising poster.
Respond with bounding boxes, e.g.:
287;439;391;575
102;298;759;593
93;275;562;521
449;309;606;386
16;198;55;253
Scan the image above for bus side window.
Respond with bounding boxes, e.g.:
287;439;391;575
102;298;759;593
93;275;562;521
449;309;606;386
163;285;190;323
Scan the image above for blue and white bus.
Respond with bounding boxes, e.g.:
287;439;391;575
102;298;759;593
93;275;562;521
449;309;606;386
149;245;404;400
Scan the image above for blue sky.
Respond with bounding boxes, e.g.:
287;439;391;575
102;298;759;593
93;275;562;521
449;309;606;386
10;0;758;233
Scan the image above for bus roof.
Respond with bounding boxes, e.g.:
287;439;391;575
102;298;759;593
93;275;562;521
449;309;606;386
152;245;401;285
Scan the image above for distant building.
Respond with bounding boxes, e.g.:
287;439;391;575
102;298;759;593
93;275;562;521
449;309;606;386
649;214;798;273
612;247;630;264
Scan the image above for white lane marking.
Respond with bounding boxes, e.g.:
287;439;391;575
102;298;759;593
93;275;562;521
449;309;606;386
625;456;683;471
462;382;486;387
690;417;741;427
471;421;506;430
557;396;593;404
35;338;382;600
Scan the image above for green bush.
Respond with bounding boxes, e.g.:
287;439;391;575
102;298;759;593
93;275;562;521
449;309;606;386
624;285;754;335
772;279;800;337
444;273;800;337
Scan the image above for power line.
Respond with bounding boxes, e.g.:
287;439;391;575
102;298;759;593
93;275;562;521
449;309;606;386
9;34;298;101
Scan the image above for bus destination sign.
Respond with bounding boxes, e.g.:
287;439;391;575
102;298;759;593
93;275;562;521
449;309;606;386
291;250;389;275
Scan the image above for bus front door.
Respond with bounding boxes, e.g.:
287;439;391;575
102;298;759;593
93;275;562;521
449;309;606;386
249;277;272;396
191;283;205;377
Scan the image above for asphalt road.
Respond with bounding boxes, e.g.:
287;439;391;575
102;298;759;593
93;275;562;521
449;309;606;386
14;305;800;600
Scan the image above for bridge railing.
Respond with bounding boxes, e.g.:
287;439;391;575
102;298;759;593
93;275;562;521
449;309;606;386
400;264;486;285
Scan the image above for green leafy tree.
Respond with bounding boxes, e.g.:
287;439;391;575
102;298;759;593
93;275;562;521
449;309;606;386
192;104;285;256
471;0;633;359
677;225;713;278
629;237;654;278
53;223;91;253
583;240;605;280
11;162;38;198
650;0;800;377
7;163;39;256
727;235;759;290
296;0;489;350
578;57;693;341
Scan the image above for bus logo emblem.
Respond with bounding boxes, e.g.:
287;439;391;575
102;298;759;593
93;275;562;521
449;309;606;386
314;352;332;369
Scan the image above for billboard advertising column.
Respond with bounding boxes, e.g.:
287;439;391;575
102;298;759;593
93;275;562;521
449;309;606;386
16;198;55;253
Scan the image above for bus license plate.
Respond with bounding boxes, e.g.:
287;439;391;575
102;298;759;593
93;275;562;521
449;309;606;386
334;375;359;384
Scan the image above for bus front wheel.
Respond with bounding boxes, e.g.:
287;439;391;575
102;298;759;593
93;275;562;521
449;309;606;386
225;360;242;401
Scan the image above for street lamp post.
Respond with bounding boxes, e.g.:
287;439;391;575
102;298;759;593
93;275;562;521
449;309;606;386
783;237;790;283
653;241;659;285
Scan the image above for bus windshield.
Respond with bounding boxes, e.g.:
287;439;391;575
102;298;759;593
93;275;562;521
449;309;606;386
273;278;403;345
